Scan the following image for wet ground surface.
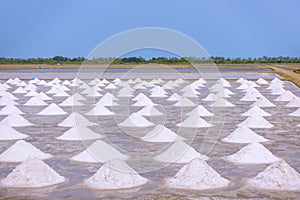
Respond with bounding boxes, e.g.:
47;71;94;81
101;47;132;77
0;77;299;199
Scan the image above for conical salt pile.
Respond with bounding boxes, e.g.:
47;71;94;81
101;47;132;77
0;113;33;127
211;98;235;107
132;96;156;106
70;140;128;163
0;96;18;105
0;105;24;115
118;113;154;127
286;97;300;107
24;96;48;106
132;93;148;101
167;93;181;101
0;124;28;140
58;112;97;127
136;105;163;116
0;140;52;162
274;91;296;101
84;159;148;189
173;97;196;107
59;96;84;106
247;159;300;190
202;93;217;101
154;141;208;163
57;126;103;141
96;93;119;106
38;103;67;115
241;106;271;117
186;105;214;117
177;113;212;128
225;142;279;164
256;78;269;85
24;90;38;97
239;115;273;128
12;87;27;94
222;126;269;144
141;124;184;142
166;158;229;190
289;107;300;116
86;104;115;116
1;157;65;188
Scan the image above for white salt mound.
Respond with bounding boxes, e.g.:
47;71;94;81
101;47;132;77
38;103;67;115
225;142;279;164
241;106;271;117
0;124;28;140
0;105;24;115
239;115;273;128
118;113;154;127
177;113;212;128
0;140;52;162
222;126;269;144
211;98;235;107
154;141;208;163
1;157;65;188
0;113;33;127
59;96;83;106
24;96;48;106
70;140;128;163
286;97;300;107
86;104;115;116
85;159;148;190
136;105;164;116
186;105;214;117
289;108;300;116
141;124;184;143
57;126;103;141
58;112;97;127
173;97;196;107
248;159;300;191
166;158;229;190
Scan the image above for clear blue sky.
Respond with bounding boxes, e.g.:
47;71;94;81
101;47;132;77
0;0;299;58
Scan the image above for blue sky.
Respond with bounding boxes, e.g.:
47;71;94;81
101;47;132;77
0;0;299;58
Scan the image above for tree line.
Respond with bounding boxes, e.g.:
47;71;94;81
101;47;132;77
0;56;300;64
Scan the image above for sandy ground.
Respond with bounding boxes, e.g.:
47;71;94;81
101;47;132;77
265;64;300;87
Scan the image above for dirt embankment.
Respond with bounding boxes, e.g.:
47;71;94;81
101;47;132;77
265;64;300;87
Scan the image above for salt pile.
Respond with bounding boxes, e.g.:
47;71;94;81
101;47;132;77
247;159;300;190
154;141;208;163
132;96;156;106
186;105;214;117
86;104;115;116
85;159;148;189
1;113;33;127
211;97;235;107
222;126;269;143
132;93;148;101
166;93;181;101
241;106;271;117
70;140;128;163
24;90;38;97
202;93;217;101
225;142;279;164
256;78;269;85
37;92;52;100
0;96;18;105
0;124;28;140
274;91;296;101
177;113;212;128
118;113;154;127
96;93;119;106
173;97;196;107
58;112;97;127
0;140;52;162
239;115;274;128
141;124;184;142
38;103;67;115
286;97;300;107
0;105;23;115
1;157;65;188
166;158;229;190
105;83;118;89
289;107;300;116
136;105;163;116
59;96;84;106
240;90;262;101
57;126;103;141
12;87;27;94
24;96;48;106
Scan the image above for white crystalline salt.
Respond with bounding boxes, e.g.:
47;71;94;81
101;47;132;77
241;106;271;117
166;93;181;101
24;96;48;106
177;114;212;128
274;91;296;101
118;113;154;127
239;115;273;128
186;105;214;117
222;126;269;144
154;141;208;163
37;92;52;100
166;158;229;190
210;98;235;107
136;105;164;116
248;159;300;190
0;124;28;140
12;87;27;94
24;90;38;97
38;103;67;115
59;96;83;106
286;97;300;107
0;105;24;115
132;96;156;106
225;142;279;164
289;107;300;116
0;113;33;127
57;126;103;141
0;140;52;162
132;93;148;101
141;124;184;142
96;93;119;106
70;140;128;163
86;104;115;116
58;112;97;127
173;97;196;107
256;78;269;85
202;93;218;101
1;157;65;188
85;159;148;189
